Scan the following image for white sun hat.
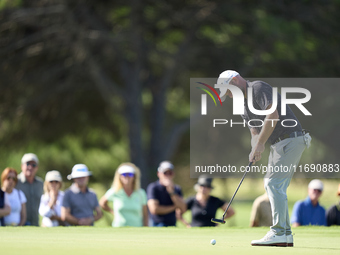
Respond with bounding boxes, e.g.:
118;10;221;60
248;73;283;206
67;164;92;180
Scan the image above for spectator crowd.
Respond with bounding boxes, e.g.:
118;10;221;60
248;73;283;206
0;153;339;227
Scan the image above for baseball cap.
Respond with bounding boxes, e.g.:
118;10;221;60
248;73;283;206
308;179;324;191
117;165;136;174
216;70;239;102
67;164;92;180
45;170;62;182
21;153;39;164
158;161;174;173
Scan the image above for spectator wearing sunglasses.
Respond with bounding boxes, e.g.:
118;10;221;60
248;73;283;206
61;164;102;226
147;161;186;227
39;171;66;227
1;167;27;226
291;179;326;226
99;163;148;227
16;153;43;226
178;176;235;227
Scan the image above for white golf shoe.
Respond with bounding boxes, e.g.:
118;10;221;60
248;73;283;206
251;231;287;247
286;234;294;247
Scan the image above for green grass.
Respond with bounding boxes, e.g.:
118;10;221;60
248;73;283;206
0;226;340;255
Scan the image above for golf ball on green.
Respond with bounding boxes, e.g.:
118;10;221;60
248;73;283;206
210;239;216;245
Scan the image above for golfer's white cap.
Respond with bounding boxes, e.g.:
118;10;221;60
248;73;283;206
45;170;62;182
117;165;135;174
21;153;39;164
67;164;92;180
308;179;324;191
216;70;239;102
158;161;174;173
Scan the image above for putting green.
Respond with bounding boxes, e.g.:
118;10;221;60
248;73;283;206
0;226;339;255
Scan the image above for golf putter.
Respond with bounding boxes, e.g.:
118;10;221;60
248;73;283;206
211;161;253;224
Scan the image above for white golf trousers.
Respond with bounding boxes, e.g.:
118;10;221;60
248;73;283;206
264;134;308;236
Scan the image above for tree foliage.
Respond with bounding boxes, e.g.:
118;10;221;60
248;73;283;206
0;0;339;185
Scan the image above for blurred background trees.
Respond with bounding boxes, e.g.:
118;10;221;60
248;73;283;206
0;0;339;188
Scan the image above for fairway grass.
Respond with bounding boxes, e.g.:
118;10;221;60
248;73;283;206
1;226;339;255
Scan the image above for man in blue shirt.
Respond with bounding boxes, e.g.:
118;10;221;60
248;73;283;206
147;161;186;227
291;179;326;226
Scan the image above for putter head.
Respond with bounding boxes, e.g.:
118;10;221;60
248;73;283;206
211;218;226;224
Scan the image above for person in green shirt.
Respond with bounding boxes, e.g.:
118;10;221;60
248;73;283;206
99;163;148;227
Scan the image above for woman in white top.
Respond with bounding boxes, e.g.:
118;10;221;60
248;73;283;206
1;167;27;226
39;170;65;227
